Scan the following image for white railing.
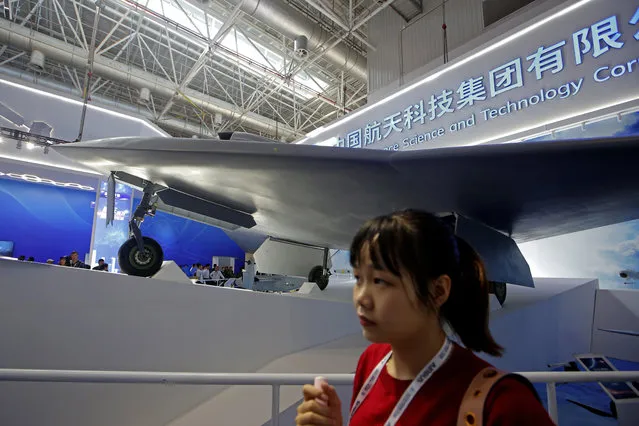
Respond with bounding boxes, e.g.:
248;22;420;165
1;369;638;425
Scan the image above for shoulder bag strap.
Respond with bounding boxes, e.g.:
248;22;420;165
457;367;542;426
456;367;508;426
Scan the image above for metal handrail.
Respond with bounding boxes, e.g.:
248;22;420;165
1;369;638;425
1;368;638;384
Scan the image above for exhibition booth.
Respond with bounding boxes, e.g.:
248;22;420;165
0;1;637;425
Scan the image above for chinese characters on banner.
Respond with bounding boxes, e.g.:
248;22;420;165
331;8;638;150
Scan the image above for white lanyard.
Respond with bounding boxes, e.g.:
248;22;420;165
349;338;453;426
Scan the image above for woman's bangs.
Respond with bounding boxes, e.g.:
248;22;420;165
349;217;404;277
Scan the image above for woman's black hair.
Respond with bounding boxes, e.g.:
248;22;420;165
349;209;503;357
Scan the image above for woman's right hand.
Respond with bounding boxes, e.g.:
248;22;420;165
295;382;343;426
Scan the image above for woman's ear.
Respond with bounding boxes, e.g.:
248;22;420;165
430;275;452;308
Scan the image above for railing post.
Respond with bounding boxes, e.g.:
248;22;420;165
546;382;558;424
271;384;280;426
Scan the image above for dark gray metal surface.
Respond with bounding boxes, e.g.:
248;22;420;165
157;188;257;229
455;215;533;287
393;136;639;242
53;135;639;250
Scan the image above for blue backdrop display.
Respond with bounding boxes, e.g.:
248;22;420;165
0;178;246;271
91;181;133;271
132;198;245;272
0;178;94;262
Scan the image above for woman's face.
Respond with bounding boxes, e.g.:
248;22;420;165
352;249;436;345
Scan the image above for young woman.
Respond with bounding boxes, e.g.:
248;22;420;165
295;209;555;426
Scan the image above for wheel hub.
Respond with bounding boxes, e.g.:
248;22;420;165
133;248;152;266
118;235;164;277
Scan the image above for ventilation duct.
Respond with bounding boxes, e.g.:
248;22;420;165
227;0;368;81
0;20;299;138
0;67;217;138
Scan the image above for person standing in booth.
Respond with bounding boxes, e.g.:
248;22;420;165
69;251;89;269
295;209;554;426
210;265;225;284
92;259;109;271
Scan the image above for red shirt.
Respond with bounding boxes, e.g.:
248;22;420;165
349;342;555;426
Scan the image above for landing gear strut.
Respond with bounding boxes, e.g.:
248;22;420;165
118;184;164;277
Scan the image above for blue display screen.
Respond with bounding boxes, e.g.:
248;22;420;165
0;240;14;256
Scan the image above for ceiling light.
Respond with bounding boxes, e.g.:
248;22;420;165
294;36;308;58
138;87;151;105
28;50;46;73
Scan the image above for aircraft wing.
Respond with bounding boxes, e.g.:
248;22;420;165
53;135;639;250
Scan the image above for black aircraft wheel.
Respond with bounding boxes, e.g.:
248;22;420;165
489;281;507;306
118;237;164;277
308;265;329;291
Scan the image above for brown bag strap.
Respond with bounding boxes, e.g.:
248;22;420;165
456;367;508;426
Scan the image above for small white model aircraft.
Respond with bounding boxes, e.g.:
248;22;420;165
53;132;639;305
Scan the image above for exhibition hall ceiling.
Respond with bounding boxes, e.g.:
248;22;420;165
0;0;388;140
